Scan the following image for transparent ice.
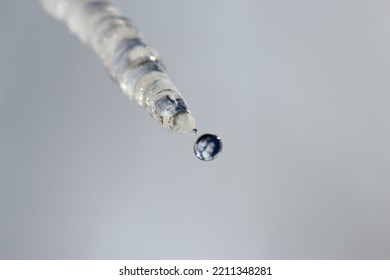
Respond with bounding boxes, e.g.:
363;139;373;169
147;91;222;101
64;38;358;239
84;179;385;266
39;0;196;134
194;134;222;161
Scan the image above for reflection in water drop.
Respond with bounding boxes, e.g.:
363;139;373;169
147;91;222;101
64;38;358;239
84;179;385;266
194;134;222;161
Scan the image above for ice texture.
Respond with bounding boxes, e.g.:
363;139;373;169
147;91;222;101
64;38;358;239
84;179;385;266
39;0;196;134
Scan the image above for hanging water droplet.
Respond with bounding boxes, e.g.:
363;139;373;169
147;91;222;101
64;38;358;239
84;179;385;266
194;133;222;161
191;128;198;136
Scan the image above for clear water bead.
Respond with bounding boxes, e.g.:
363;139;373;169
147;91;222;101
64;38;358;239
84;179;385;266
194;134;222;161
191;128;198;136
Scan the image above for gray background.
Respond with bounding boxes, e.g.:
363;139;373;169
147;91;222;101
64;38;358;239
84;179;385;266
1;0;389;259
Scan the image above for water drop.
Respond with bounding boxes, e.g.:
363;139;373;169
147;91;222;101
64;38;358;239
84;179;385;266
194;133;222;161
191;128;198;136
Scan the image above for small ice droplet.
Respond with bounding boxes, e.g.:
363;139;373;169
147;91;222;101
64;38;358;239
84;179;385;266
194;133;222;161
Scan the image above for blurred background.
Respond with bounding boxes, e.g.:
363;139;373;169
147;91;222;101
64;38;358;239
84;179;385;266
1;0;389;259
